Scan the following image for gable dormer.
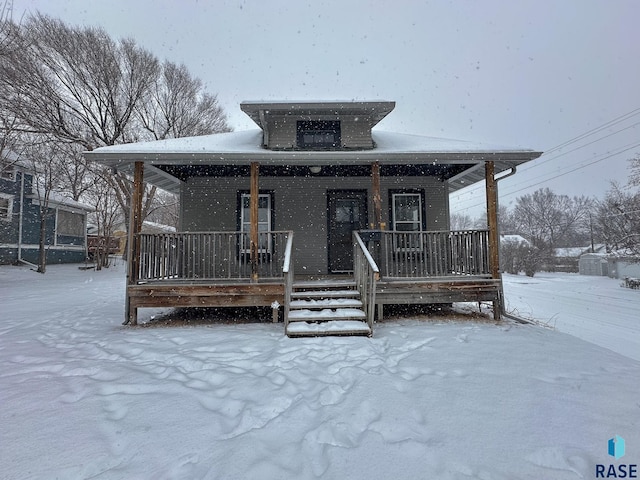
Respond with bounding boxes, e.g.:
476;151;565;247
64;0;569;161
240;100;395;151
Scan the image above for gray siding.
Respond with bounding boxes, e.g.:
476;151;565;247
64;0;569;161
265;115;373;150
181;175;449;275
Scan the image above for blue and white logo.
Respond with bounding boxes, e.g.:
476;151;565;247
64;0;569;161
609;435;626;460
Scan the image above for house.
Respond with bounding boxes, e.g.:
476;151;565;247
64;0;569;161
554;244;605;273
0;153;92;266
85;100;542;336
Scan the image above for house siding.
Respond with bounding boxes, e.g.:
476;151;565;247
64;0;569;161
181;174;449;275
265;115;374;150
1;170;87;265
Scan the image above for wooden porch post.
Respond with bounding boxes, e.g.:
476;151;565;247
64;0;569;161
485;161;501;320
250;162;259;282
371;162;382;229
125;161;144;325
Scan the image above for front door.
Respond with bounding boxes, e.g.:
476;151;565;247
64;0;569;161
328;190;368;273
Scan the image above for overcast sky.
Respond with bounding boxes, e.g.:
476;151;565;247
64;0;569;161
12;0;640;218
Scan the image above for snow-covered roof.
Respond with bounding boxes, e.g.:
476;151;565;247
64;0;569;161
555;245;605;257
85;129;542;195
31;190;93;212
500;234;531;246
87;129;533;157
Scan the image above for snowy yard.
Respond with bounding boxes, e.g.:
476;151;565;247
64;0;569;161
503;272;640;362
1;264;639;479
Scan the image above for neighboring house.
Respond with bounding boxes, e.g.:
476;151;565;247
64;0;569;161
552;244;605;273
579;250;640;279
86;100;542;336
0;154;92;265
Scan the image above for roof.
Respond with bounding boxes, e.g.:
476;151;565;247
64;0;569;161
85;129;542;195
500;234;531;246
31;190;93;212
240;100;396;130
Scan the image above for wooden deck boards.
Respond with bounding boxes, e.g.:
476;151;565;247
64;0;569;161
128;282;285;309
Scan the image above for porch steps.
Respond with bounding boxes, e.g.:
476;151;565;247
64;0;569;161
286;281;371;337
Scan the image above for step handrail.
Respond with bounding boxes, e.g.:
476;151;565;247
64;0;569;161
353;231;380;332
282;231;294;329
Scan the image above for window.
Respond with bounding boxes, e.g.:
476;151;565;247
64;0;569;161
0;164;16;181
57;210;85;237
391;191;424;251
239;193;272;253
0;194;13;221
392;193;423;232
296;120;341;149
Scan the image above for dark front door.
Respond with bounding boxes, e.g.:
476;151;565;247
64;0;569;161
328;190;368;273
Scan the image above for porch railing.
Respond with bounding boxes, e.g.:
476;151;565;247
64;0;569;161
375;229;490;278
353;231;380;330
137;231;292;282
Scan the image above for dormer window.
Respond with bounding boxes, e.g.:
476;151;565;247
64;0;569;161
296;120;341;149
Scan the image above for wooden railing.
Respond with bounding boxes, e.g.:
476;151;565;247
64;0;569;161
137;231;292;282
374;230;490;278
282;232;294;329
353;231;380;330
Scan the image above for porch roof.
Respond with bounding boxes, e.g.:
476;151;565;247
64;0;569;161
85;129;542;194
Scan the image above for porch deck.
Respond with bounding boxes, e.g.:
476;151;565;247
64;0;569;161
126;229;501;331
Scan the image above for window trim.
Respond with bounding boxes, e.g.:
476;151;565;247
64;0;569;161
237;190;275;254
389;189;426;252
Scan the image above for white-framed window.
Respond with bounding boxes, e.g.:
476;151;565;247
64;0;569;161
0;193;13;221
392;193;422;232
392;192;424;251
240;193;272;253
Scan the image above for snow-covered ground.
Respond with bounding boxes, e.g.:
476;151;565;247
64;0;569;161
503;272;640;362
1;264;639;479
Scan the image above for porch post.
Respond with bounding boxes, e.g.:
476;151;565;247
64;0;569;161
250;162;259;282
485;161;501;320
371;161;382;229
126;161;144;325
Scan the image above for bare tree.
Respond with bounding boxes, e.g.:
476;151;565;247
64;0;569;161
512;188;592;251
21;137;65;273
135;61;230;141
0;12;231;264
594;181;640;256
450;213;474;230
86;172;120;270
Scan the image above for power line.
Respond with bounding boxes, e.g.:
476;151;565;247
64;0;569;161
453;141;640;213
450;106;640;200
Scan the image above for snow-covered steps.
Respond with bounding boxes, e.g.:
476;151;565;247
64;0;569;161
286;320;372;337
289;298;363;309
285;280;371;337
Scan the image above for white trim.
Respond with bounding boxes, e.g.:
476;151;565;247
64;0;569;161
240;193;272;254
1;243;86;251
